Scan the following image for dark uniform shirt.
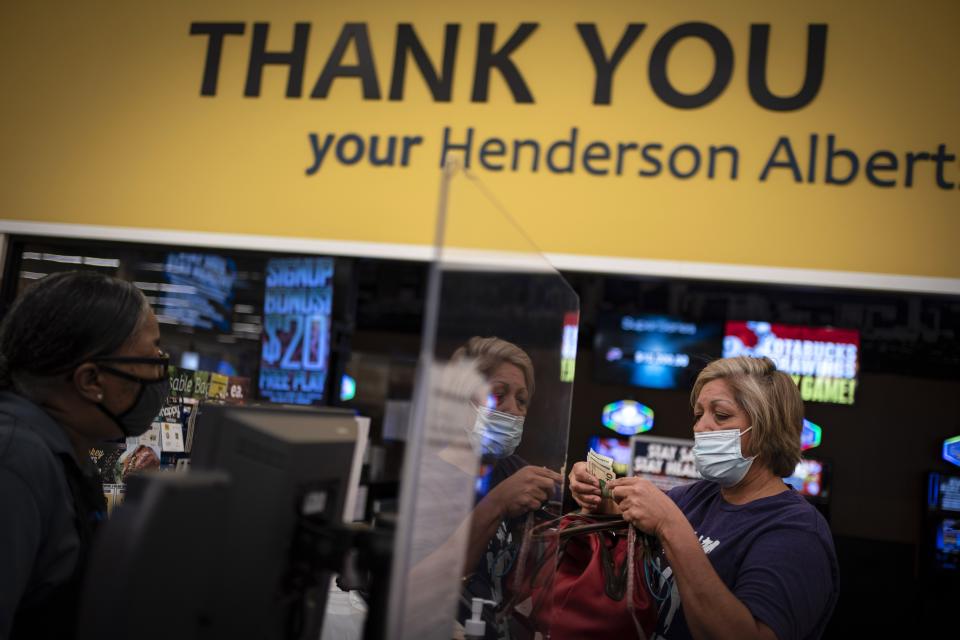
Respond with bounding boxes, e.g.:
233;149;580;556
0;390;106;640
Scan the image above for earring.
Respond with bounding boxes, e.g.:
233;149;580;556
97;394;103;401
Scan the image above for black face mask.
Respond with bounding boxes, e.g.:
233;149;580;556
92;353;170;438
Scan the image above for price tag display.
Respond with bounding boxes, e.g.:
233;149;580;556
226;375;250;404
160;422;185;452
207;373;229;401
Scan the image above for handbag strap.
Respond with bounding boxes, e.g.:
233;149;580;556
558;518;630;540
597;528;630;601
627;526;649;640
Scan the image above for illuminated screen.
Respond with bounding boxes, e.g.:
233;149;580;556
593;313;722;389
783;458;829;499
630;435;700;492
723;321;860;405
928;472;960;513
934;518;960;571
159;252;237;331
259;257;334;405
561;311;578;383
602;400;653;436
587;436;632;466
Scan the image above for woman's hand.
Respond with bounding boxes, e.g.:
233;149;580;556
488;466;562;519
569;461;622;514
608;477;684;537
568;461;602;512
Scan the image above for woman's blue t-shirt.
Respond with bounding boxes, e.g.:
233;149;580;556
650;480;839;640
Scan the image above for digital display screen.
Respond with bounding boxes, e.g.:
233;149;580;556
801;419;823;451
934;518;960;571
594;313;722;389
561;311;578;383
587;435;632;466
723;321;860;405
783;458;829;499
259;257;334;405
159;252;237;331
602;400;654;436
943;435;960;468
928;472;960;513
629;435;700;492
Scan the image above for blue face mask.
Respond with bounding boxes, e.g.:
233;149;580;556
693;427;755;488
471;405;524;459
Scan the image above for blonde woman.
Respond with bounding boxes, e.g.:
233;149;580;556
570;356;839;640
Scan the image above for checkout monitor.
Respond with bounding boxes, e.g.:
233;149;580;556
80;403;358;640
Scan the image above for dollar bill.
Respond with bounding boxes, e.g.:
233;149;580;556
587;448;616;498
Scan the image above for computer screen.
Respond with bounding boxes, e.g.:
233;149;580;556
158;251;238;331
923;472;960;575
933;517;960;572
928;471;960;513
190;403;357;635
593;313;722;390
80;403;359;640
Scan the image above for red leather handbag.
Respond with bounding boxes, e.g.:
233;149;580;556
509;513;658;640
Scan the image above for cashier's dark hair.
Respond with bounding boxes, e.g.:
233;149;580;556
0;271;148;391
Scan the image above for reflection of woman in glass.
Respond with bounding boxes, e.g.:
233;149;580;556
450;337;562;639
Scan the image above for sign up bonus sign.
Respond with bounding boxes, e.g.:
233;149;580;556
259;257;335;405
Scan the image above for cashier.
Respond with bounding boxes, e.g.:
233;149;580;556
0;271;169;639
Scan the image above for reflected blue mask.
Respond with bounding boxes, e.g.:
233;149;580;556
472;405;524;459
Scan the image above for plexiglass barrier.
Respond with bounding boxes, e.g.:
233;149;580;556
387;163;580;640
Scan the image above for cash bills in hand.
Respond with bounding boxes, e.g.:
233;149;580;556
587;448;616;498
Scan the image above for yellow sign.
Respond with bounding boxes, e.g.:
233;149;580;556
1;1;958;283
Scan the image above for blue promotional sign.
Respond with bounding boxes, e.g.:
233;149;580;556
943;436;960;468
801;419;823;451
259;257;334;405
160;252;237;331
602;400;654;436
